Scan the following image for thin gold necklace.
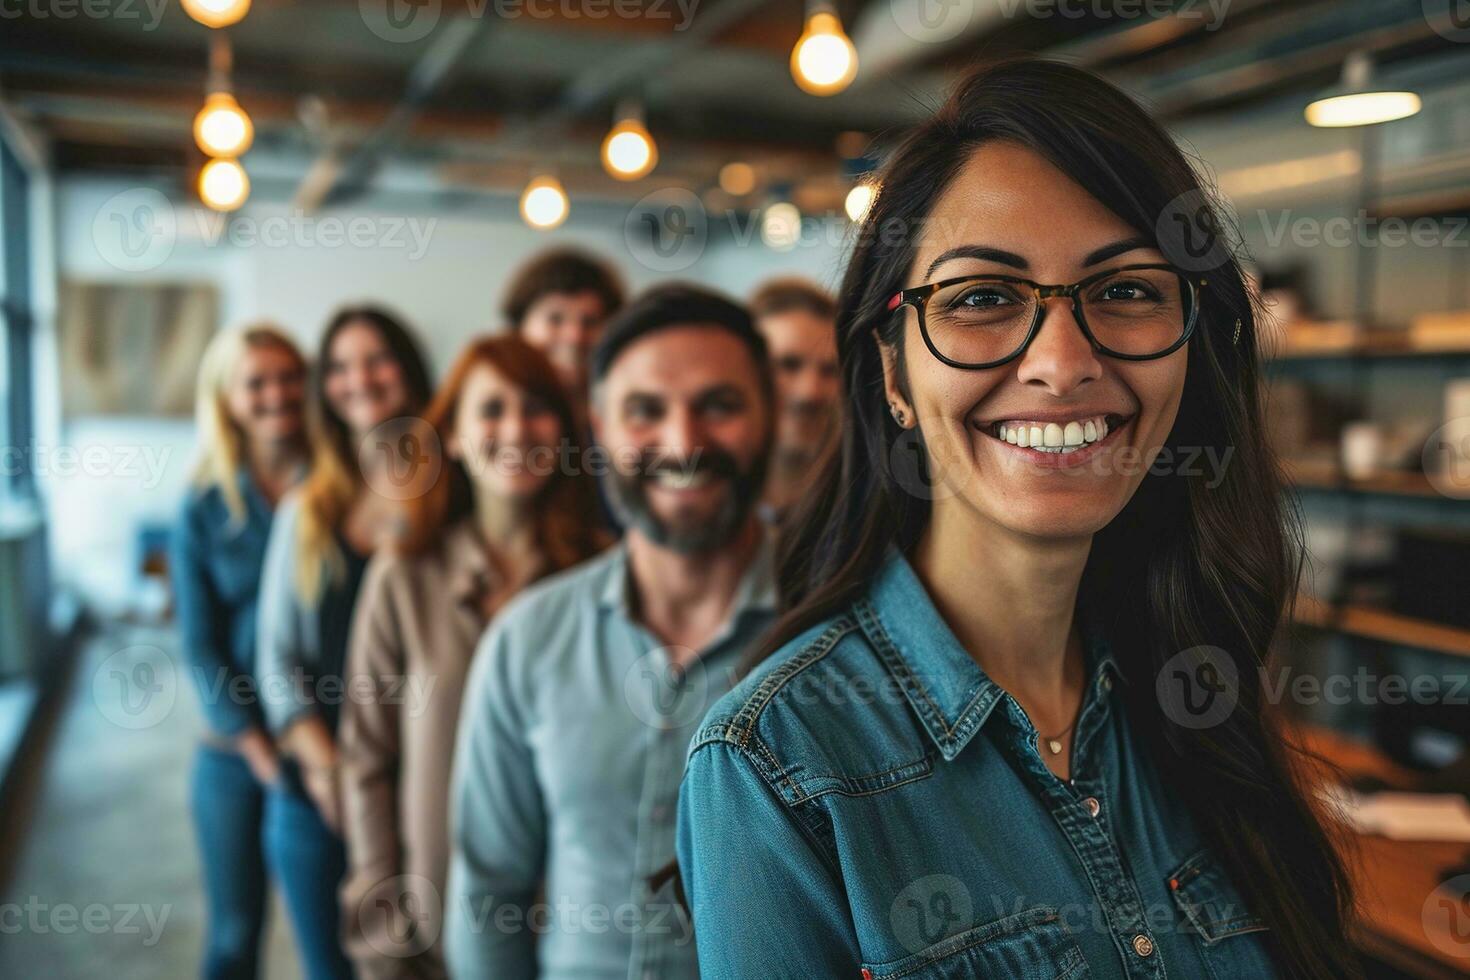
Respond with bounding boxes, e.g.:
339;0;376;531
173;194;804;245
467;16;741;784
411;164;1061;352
1038;718;1078;757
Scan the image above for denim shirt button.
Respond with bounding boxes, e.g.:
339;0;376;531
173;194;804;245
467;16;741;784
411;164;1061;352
1132;934;1155;957
1101;673;1113;692
1083;796;1101;818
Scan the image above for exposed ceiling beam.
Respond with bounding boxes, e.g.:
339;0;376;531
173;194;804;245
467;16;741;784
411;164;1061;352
485;0;778;154
299;14;496;210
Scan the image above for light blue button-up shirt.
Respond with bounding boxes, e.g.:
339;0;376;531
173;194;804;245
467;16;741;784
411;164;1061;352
678;548;1280;979
446;533;778;980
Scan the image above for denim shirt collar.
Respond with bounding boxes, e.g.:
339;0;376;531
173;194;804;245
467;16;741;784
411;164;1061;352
595;524;779;636
853;547;1120;762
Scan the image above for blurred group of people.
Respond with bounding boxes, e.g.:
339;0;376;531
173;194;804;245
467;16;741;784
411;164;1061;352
172;57;1364;980
169;249;838;980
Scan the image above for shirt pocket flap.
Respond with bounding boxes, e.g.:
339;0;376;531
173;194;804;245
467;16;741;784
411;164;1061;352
863;906;1090;980
1168;849;1268;944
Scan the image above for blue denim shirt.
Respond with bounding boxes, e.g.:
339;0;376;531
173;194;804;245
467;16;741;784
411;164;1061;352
678;549;1279;979
445;533;778;980
170;474;274;739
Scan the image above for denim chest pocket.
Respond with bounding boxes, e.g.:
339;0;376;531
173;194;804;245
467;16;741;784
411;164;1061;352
1169;850;1277;980
862;907;1090;980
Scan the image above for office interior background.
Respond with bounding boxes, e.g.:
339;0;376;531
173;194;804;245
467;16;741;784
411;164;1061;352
2;0;1470;977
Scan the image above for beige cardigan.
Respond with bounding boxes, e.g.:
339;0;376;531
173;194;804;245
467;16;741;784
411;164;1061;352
338;519;536;980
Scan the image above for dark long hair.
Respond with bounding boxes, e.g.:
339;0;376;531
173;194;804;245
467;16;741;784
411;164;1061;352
757;59;1358;980
398;333;604;569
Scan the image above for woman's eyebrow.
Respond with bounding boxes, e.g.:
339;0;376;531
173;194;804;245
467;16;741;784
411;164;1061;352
1082;236;1153;267
922;236;1156;281
924;244;1028;280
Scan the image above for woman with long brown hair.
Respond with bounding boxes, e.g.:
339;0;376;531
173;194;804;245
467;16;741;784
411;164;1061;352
677;60;1359;979
257;305;432;980
337;334;605;980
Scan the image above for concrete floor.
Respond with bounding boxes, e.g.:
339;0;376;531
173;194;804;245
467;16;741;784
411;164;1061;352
0;623;302;979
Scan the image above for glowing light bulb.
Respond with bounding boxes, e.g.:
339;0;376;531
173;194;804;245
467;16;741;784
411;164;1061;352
520;175;568;229
181;0;251;28
193;92;254;157
845;182;876;222
1305;91;1420;127
791;11;857;96
761;202;802;251
719;162;756;196
199;158;249;211
601;117;658;180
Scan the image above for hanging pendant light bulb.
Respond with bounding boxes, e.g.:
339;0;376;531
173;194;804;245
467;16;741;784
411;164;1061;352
601;101;658;181
1305;51;1420;128
181;0;251;28
791;3;858;96
521;175;569;230
194;91;254;157
199;158;250;211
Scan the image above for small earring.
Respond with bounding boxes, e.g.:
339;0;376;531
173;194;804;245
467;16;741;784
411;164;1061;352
1232;318;1242;346
889;402;907;427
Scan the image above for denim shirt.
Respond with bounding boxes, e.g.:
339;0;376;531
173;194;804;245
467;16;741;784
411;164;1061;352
677;549;1279;980
169;474;274;739
445;533;778;980
256;490;370;737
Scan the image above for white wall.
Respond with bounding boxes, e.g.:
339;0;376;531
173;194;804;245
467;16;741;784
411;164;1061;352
48;176;849;610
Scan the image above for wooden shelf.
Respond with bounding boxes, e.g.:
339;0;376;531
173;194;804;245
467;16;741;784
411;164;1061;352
1294;595;1470;660
1286;469;1464;501
1293;724;1468;980
1268;342;1470;363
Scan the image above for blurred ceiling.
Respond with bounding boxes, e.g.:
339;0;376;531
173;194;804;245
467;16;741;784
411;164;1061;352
2;0;1468;213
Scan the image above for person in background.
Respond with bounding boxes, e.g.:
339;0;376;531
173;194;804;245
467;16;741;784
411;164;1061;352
338;335;606;980
257;306;433;980
502;247;624;429
443;286;776;980
748;277;840;522
171;323;308;980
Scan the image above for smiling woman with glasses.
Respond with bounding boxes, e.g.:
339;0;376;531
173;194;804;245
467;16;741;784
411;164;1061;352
675;59;1359;980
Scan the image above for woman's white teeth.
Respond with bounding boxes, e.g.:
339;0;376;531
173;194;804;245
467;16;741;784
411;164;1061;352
994;415;1110;453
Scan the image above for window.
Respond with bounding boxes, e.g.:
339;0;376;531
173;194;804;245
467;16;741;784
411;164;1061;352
0;134;33;497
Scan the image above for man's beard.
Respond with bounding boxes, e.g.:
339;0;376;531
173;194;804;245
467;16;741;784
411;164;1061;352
603;444;769;555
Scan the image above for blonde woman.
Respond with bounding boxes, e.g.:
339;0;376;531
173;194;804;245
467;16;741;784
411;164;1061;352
257;306;432;980
169;323;308;980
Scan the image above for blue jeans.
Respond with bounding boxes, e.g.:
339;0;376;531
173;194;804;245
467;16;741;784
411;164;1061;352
263;763;354;980
190;745;269;980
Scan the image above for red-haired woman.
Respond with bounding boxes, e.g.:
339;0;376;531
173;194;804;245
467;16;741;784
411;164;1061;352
338;334;606;980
